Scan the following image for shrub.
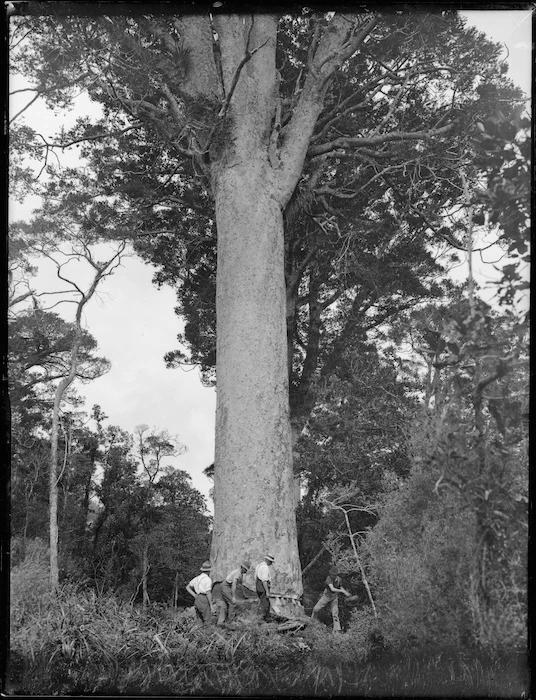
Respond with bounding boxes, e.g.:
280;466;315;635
365;467;479;651
364;448;527;656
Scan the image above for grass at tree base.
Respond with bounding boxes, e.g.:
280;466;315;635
8;579;528;697
8;624;528;696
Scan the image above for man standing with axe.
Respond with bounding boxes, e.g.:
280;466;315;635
311;565;351;632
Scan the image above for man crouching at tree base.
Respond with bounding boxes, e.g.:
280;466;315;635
186;561;214;625
216;560;251;625
255;554;275;622
311;565;351;632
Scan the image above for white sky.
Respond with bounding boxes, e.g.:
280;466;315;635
8;10;532;510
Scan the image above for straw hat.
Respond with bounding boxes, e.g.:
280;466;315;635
200;561;211;572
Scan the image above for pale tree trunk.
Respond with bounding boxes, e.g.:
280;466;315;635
49;420;59;588
59;421;72;528
208;15;300;595
50;351;80;589
172;570;179;608
142;541;150;606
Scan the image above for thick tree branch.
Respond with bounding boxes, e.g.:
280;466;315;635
10;93;40;124
308;123;452;157
9;289;35;308
311;91;376;145
276;14;379;207
48;122;144;149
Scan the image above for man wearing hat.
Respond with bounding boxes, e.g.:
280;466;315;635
186;561;215;625
254;554;275;622
311;565;351;632
217;560;251;625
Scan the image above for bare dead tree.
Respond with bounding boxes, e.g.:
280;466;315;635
46;239;126;590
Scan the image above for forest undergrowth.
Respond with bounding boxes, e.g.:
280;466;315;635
6;542;529;697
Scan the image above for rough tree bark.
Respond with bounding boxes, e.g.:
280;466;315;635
212;158;299;592
207;14;298;592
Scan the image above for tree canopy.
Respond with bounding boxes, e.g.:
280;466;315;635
10;8;525;424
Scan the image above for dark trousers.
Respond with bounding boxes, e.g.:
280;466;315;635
256;578;271;621
211;582;226;625
194;593;212;624
212;581;236;625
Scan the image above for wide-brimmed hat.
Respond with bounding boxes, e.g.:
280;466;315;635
200;561;212;572
241;560;251;570
329;566;339;575
265;554;275;562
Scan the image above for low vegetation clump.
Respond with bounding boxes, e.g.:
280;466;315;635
8;553;529;697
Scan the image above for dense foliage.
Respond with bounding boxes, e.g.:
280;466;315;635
9;306;212;604
9;10;524;408
10;394;211;605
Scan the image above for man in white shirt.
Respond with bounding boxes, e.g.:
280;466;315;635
186;560;214;625
255;554;275;622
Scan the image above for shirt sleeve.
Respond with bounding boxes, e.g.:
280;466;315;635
226;568;240;583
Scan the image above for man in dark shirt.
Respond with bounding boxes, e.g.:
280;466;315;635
311;565;351;632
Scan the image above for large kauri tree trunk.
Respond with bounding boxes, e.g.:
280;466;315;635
211;162;300;595
206;16;303;599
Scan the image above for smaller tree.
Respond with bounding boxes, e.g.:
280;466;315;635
10;232;127;590
295;343;413;604
9;307;108;561
90;421;210;604
150;467;211;607
132;425;187;605
91;423;140;593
